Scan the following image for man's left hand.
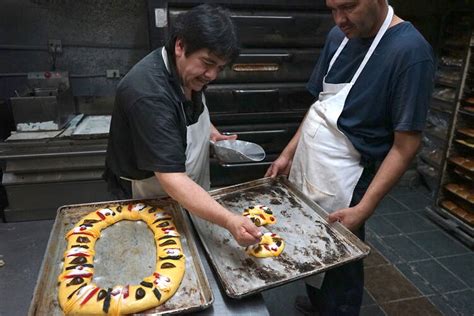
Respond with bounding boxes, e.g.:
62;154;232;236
327;206;367;232
210;130;237;143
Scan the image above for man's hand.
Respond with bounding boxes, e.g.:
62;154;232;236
157;172;260;247
327;206;367;232
264;155;292;178
328;131;422;232
224;213;262;246
210;126;237;143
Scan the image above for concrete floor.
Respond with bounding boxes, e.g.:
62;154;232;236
262;185;474;316
0;183;473;315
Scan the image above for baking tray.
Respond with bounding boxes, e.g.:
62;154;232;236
190;176;370;298
71;115;111;139
28;198;213;315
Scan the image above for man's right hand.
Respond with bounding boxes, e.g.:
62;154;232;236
264;155;292;178
224;213;262;247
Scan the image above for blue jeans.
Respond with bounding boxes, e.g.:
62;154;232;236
306;166;374;316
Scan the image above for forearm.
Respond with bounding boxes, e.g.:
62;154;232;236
155;172;232;228
357;151;411;219
356;131;421;220
210;123;237;142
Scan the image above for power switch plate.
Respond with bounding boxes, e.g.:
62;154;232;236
106;69;120;79
48;39;62;54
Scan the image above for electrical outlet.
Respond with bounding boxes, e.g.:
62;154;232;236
48;39;62;54
106;69;120;79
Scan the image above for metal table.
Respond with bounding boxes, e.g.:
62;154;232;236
24;216;269;315
191;225;270;316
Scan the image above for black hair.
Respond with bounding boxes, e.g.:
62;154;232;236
165;4;240;64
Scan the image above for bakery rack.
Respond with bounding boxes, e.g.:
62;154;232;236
425;10;474;248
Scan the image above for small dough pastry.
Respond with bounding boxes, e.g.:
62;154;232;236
456;139;474;148
440;200;474;224
464;97;474;105
445;183;474;202
449;156;466;166
458;128;474;138
57;203;185;315
445;183;463;193
242;205;276;227
246;232;285;258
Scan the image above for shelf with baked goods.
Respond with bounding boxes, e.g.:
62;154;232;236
457;127;474;138
453;166;474;182
443;182;474;211
419;151;443;170
418;113;449;192
446;156;474;186
438;199;474;226
435;79;459;89
424;126;449;141
424;14;474;247
424;108;451;139
431;87;457;105
417;159;439;192
463;78;473;94
418;131;445;191
451;130;474;170
430;96;456;114
439;55;464;68
426;203;474;247
454;138;474;152
458;98;474;117
448;155;474;175
435;68;463;89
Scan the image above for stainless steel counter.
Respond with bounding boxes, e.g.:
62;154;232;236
192;227;270;316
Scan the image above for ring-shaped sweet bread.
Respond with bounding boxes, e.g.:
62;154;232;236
57;203;186;315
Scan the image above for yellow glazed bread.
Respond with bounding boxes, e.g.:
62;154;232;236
58;203;185;315
242;205;276;227
246;232;285;258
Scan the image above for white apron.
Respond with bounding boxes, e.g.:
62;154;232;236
130;48;211;199
290;7;394;287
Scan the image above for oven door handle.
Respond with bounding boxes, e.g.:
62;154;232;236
219;161;272;168
223;129;286;136
237;53;292;63
232;89;279;95
230;15;294;23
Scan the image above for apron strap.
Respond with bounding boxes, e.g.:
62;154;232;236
327;38;349;73
350;6;394;84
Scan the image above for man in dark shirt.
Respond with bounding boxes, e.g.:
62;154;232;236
266;0;434;314
105;4;261;247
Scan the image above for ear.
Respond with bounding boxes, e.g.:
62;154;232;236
175;39;185;58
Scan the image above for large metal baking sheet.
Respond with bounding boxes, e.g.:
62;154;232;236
71;115;111;139
190;176;370;298
28;198;213;315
